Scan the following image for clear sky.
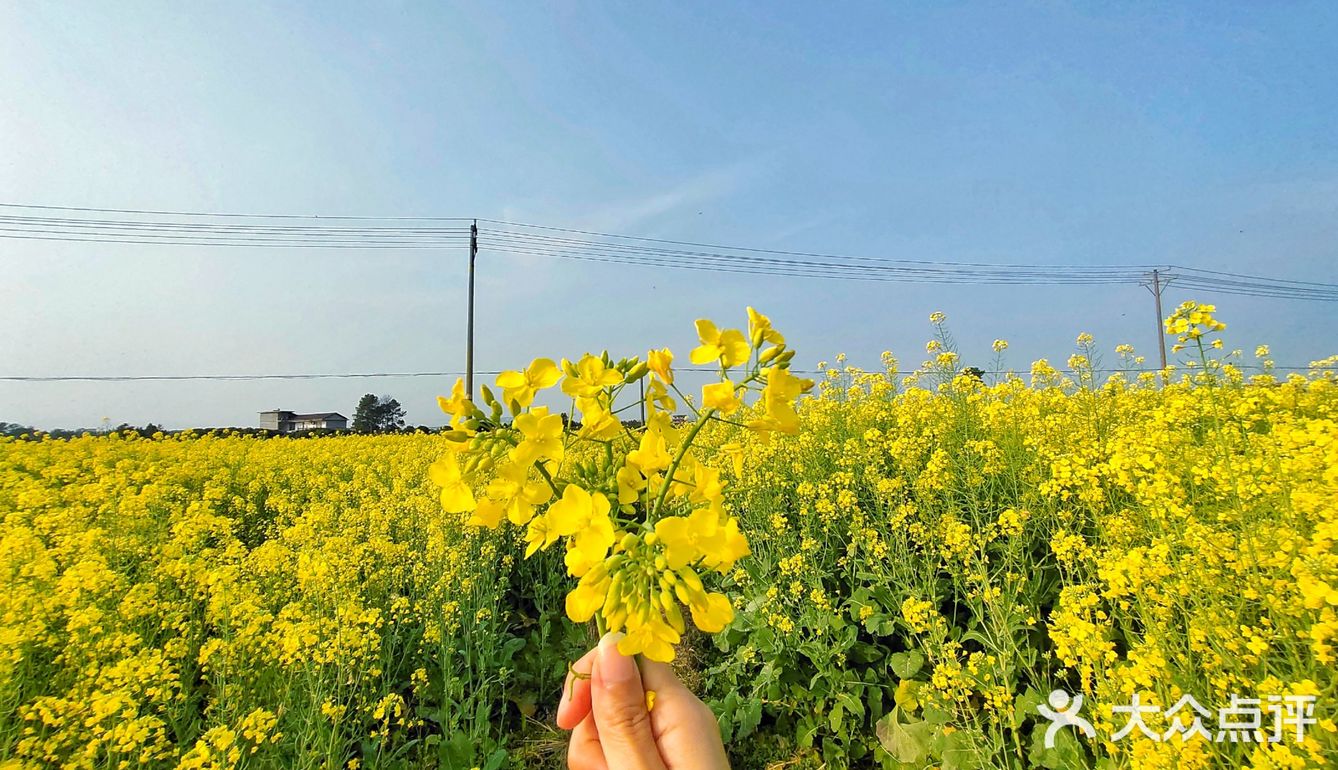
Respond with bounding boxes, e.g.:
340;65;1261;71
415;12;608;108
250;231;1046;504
2;2;1335;430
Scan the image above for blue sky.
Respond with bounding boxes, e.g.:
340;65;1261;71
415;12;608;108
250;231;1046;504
2;2;1335;429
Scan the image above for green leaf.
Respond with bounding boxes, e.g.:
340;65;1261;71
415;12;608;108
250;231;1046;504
850;641;885;663
889;650;925;679
937;730;982;770
438;731;471;766
482;748;508;770
508;691;537;718
893;679;920;711
737;697;763;739
1013;686;1047;729
875;706;933;765
836;691;865;718
922;704;953;725
500;636;526;662
1027;722;1086;769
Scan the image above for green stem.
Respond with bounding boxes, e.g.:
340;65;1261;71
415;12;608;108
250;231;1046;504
650;409;715;520
534;461;561;497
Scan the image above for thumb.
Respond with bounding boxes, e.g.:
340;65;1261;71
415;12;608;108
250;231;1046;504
590;633;668;770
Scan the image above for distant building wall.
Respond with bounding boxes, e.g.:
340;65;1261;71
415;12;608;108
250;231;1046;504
259;410;289;431
259;410;346;433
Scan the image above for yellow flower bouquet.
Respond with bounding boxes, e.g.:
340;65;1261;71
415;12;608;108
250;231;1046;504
429;308;811;662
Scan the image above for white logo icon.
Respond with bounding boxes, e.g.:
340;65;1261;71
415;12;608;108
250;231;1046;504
1037;689;1096;748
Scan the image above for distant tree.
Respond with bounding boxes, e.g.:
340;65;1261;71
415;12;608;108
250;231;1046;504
378;396;407;431
353;394;379;432
353;394;407;433
0;422;34;437
110;422;165;437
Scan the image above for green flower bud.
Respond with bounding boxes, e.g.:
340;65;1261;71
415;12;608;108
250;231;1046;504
480;384;500;409
674;582;692;606
677;566;704;594
664;600;686;635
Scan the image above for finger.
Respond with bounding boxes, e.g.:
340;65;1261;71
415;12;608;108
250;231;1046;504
636;657;691;699
639;659;731;770
589;633;668;770
557;646;599;730
566;714;607;770
637;657;697;733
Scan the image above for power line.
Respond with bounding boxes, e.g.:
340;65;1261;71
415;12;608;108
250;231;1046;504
1166;272;1338;301
0;202;474;222
1174;265;1338;290
1;203;1333;299
479;231;1150;285
0;213;471;233
0;233;473;249
1;364;1326;383
480;220;1155;274
0;368;811;382
0;371;496;382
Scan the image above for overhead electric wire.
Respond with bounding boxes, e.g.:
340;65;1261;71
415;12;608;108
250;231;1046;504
480;230;1149;284
1172;265;1338;290
0;227;469;246
0;368;815;382
1167;272;1338;301
0;232;473;249
480;220;1158;275
0;213;471;234
0;212;471;248
0;371;499;382
485;243;1145;285
2;364;1324;383
0;202;1333;299
481;230;1147;280
0;201;473;222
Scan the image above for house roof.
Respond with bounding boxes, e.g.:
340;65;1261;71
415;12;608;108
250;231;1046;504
290;412;347;421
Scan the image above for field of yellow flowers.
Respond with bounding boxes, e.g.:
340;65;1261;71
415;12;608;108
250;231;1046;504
1;307;1336;769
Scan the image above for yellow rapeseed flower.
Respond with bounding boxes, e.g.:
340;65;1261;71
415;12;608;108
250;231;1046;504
690;319;750;368
428;454;476;513
496;358;560;409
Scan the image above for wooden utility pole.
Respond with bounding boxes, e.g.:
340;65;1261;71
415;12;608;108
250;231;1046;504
466;220;478;401
1147;269;1168;370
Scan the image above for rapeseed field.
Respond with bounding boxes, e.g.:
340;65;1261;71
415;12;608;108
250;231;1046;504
2;305;1334;769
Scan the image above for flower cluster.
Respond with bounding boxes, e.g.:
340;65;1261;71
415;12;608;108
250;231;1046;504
429;308;811;661
704;304;1338;769
1165;300;1227;354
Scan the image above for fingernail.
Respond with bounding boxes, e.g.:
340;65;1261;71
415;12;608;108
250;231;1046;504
597;631;636;684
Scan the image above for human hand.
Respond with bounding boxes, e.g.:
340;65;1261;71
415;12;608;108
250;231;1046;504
556;633;730;770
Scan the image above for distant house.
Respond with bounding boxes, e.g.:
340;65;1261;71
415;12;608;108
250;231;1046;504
259;409;348;433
